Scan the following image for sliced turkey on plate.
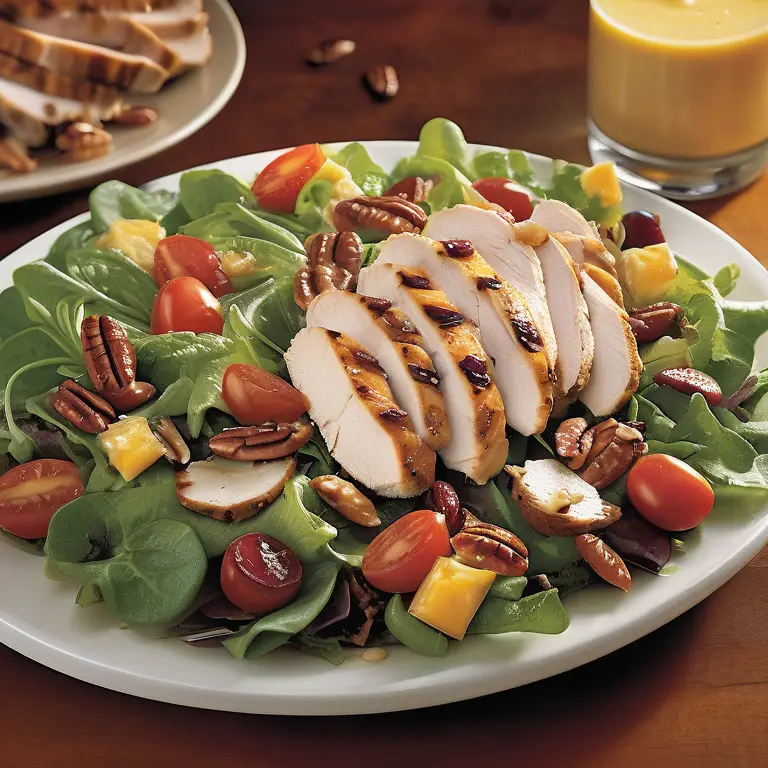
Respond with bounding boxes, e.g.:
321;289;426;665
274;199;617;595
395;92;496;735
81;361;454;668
424;204;558;372
285;328;436;498
160;25;211;72
357;261;508;485
0;76;122;147
306;290;451;452
0;50;121;106
530;199;600;239
556;236;642;416
15;12;181;73
533;236;594;402
376;232;553;436
109;0;209;40
0;16;168;92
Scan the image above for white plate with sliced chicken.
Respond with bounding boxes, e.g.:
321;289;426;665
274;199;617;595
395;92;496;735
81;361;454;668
0;0;244;202
1;122;768;716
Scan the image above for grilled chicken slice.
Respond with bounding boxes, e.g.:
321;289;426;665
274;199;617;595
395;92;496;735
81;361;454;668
161;26;211;72
424;204;558;371
111;1;208;40
554;236;641;415
0;76;121;147
530;199;600;239
306;290;450;451
16;13;181;73
533;236;594;401
285;328;436;498
0;50;121;106
377;233;553;436
358;261;508;484
0;17;168;92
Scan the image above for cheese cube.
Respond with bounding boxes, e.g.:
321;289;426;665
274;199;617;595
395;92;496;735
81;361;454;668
617;242;678;307
580;162;622;207
98;417;165;482
409;557;496;640
96;219;165;273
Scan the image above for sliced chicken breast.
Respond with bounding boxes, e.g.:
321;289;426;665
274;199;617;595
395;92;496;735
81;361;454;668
0;17;168;92
161;26;211;72
0;77;121;147
285;328;436;498
358;261;508;484
555;236;642;416
530;199;600;239
0;50;121;106
17;13;181;73
115;1;209;40
424;204;558;371
306;290;451;451
533;236;594;401
376;233;553;436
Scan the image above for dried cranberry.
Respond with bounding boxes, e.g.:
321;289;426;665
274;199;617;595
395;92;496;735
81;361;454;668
424;305;465;328
477;276;502;291
398;271;431;289
408;364;440;388
458;354;491;388
440;239;474;258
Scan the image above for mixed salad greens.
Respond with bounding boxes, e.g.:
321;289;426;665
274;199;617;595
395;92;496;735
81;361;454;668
1;117;768;665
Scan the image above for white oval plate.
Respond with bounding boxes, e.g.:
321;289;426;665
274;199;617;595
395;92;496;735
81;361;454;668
1;142;767;716
0;0;245;203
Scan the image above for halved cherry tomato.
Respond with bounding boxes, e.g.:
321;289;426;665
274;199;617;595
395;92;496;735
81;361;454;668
221;533;303;615
153;235;233;298
251;143;326;213
0;459;84;539
150;276;224;335
362;510;452;593
626;454;714;532
222;363;309;425
472;177;534;221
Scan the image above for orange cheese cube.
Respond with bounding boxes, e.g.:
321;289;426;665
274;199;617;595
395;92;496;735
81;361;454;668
98;417;165;482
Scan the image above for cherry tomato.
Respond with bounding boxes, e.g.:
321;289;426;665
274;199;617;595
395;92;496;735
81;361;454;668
222;363;309;425
362;510;452;593
626;454;714;532
472;177;534;221
150;276;224;335
153;235;233;298
251;144;326;213
0;459;84;539
221;533;303;615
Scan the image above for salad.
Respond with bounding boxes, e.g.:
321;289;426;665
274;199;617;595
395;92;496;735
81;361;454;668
1;118;768;666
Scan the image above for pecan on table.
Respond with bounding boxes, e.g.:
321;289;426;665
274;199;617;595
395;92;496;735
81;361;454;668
332;195;427;236
384;176;434;204
554;416;647;490
451;511;529;576
48;379;115;434
293;231;363;311
628;302;683;343
80;315;155;412
306;38;356;66
208;421;313;461
364;65;399;100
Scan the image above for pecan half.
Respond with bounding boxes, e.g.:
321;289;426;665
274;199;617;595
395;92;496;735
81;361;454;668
384;176;434;203
152;417;190;465
306;38;356;66
653;367;723;407
364;64;399;100
576;534;631;591
629;302;683;343
294;232;363;311
112;106;158;126
80;315;155;412
309;475;380;527
332;196;427;235
56;122;112;163
48;379;115;434
451;513;528;576
208;421;313;461
554;417;647;489
425;480;464;535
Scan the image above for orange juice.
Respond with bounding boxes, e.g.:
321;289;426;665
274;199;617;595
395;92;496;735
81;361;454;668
589;0;768;160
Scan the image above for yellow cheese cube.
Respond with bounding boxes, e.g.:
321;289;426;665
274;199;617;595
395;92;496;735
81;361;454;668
617;242;678;307
96;219;165;273
219;249;258;278
312;159;351;185
98;417;165;482
580;162;623;207
409;556;496;640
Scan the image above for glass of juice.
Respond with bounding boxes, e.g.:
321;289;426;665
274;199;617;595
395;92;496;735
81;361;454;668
588;0;768;199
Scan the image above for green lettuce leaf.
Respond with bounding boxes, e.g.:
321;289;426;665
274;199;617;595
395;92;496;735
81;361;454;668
326;142;389;196
89;181;176;233
416;117;475;180
468;589;569;635
177;169;256;220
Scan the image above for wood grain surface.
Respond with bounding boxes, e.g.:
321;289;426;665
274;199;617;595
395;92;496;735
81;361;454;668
1;2;766;765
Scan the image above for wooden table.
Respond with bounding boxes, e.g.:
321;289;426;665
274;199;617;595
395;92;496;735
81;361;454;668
1;1;766;765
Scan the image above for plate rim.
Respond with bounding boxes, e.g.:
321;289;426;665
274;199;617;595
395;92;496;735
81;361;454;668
0;0;246;204
1;140;767;716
